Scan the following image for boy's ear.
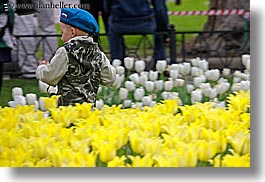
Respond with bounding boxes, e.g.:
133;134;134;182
71;27;77;37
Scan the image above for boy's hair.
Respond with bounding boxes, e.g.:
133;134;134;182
60;8;99;35
63;23;90;36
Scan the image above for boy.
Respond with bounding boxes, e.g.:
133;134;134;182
36;8;116;106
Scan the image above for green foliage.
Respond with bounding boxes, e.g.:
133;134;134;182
0;79;48;107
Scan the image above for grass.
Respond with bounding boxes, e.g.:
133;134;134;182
0;79;48;107
0;0;210;107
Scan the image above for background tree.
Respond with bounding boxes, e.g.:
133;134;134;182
191;0;250;59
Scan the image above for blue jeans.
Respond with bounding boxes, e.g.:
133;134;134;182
108;28;166;65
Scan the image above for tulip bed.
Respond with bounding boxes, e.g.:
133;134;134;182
0;90;250;167
1;55;250;167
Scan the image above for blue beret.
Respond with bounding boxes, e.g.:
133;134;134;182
60;8;99;35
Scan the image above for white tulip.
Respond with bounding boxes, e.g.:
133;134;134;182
215;82;230;95
222;68;231;76
8;101;16;108
233;70;241;77
198;59;209;71
124;57;134;70
241;54;250;67
154;80;164;92
169;69;179;79
34;101;39;110
156;60;167;73
96;99;104;110
209;88;218;99
170;64;180;71
240;80;250;91
200;83;212;97
12;87;23;99
191;57;201;67
231;83;241;92
205;69;220;81
191;89;203;104
129;73;140;85
149;70;158;81
217;78;228;84
145;81;155;92
191;67;203;77
142;95;152;106
233;77;241;83
125;81;136;91
26;93;37;105
116;66;125;75
140;71;149;76
175;79;185;87
119;88;129;100
245;60;250;71
150;101;157;107
135;60;146;73
134;88;145;101
180;62;191;76
168;92;179;100
139;74;148;86
131;102;143;109
119;74;125;83
200;82;211;89
112;59;122;67
241;73;250;80
193;77;204;88
14;95;26;106
178;98;183;106
161;91;169;100
43;111;50;118
164;80;174;91
186;84;195;93
214;101;226;108
97;86;102;94
39;97;46;111
123;100;132;108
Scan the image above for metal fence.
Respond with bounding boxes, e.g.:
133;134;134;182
3;25;250;76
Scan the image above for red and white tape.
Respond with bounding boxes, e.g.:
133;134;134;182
168;9;250;19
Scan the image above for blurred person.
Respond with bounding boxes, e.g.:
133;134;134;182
105;0;169;70
0;0;14;94
80;0;110;46
36;8;116;106
80;0;109;33
12;0;58;78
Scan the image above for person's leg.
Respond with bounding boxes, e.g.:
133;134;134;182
0;62;3;95
152;33;166;69
13;14;38;78
37;2;58;61
108;24;125;63
153;33;166;61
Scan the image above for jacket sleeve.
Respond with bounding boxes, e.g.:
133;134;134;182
100;52;116;86
151;0;169;32
36;47;68;86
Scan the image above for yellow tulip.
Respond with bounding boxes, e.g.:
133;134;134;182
221;153;250;167
227;131;250;155
107;156;127;167
98;141;116;163
197;140;218;162
129;153;153;167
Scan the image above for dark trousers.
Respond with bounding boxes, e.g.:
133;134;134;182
0;48;11;95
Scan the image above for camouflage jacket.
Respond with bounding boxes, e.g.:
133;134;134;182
36;36;116;106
